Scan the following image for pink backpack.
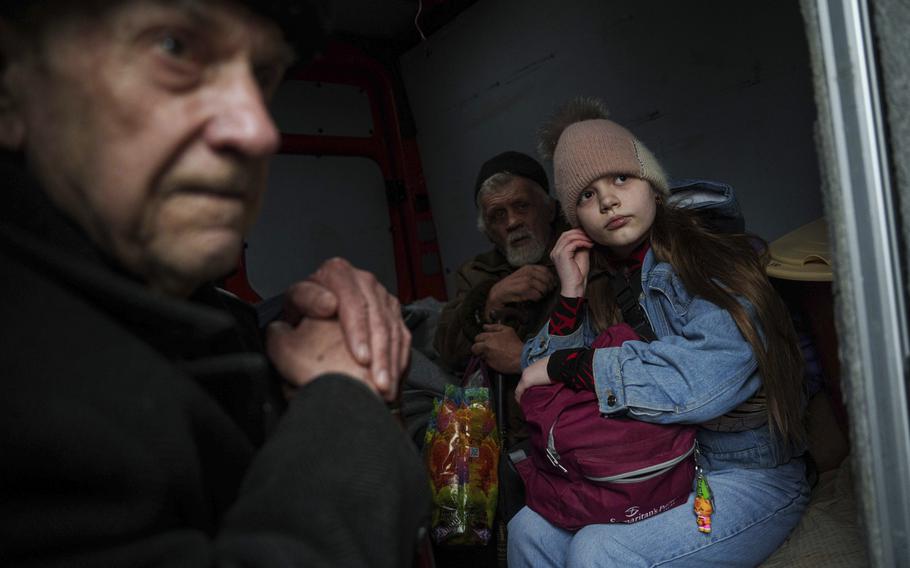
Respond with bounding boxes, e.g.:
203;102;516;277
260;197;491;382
512;324;697;531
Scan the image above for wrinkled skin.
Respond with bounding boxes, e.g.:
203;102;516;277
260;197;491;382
0;1;408;396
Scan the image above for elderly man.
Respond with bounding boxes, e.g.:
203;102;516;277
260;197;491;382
435;151;562;375
0;2;426;567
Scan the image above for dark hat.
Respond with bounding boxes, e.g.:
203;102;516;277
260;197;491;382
473;151;550;206
1;2;329;60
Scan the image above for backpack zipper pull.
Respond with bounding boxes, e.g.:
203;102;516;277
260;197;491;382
546;447;568;473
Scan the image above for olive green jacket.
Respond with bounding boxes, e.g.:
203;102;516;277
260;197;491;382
433;248;559;372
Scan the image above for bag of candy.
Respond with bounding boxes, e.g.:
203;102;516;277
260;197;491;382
424;356;499;546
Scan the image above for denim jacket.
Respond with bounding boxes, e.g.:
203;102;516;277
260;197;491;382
522;250;800;470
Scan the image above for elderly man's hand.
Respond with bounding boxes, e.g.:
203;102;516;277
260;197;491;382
484;265;556;320
471;324;524;374
280;257;410;401
266;317;376;397
515;356;552;403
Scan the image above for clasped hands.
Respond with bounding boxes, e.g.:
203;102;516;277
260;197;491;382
266;257;410;401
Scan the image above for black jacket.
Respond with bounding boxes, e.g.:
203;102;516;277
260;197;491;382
0;156;429;567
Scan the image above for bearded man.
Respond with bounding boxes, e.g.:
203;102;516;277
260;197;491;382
434;151;563;375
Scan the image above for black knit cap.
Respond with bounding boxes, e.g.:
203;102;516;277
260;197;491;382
473;151;550;206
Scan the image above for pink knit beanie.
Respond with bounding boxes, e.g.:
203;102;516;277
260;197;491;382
538;98;668;227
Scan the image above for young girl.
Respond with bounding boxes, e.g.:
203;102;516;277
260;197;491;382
507;98;809;567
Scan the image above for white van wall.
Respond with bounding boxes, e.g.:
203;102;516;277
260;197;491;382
246;81;399;300
400;0;823;298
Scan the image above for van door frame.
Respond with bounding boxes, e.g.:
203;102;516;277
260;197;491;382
806;0;910;563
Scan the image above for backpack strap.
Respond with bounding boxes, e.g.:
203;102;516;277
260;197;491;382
608;267;656;342
700;389;768;431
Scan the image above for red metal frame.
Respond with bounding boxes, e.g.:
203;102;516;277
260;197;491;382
226;40;446;304
223;242;262;303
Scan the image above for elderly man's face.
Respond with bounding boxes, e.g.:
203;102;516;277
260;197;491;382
479;177;555;267
1;1;292;296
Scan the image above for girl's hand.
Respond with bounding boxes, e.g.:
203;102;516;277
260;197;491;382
515;356;552;403
550;228;594;297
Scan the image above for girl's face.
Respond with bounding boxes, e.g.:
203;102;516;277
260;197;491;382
576;175;657;257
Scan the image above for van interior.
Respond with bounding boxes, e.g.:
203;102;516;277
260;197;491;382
222;1;910;566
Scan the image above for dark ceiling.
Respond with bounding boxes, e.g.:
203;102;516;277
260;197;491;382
326;0;478;50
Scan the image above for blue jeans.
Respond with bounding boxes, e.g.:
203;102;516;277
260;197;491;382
507;459;809;567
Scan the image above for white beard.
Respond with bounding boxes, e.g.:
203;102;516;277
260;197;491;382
504;229;547;267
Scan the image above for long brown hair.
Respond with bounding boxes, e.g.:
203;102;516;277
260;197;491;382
585;202;806;449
